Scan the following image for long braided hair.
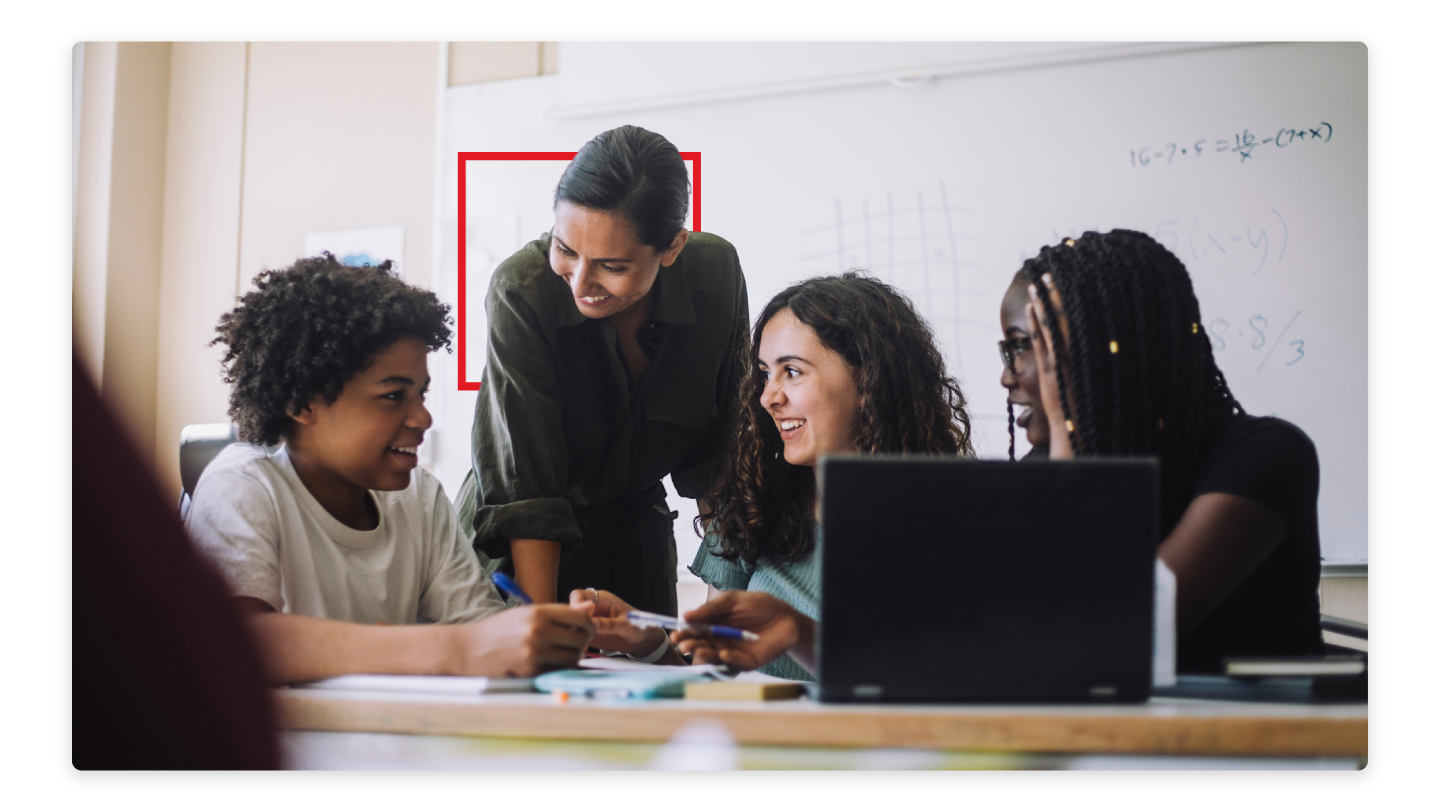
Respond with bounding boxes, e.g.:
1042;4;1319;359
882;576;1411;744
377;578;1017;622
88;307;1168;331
1007;400;1017;461
700;272;975;566
1024;229;1244;534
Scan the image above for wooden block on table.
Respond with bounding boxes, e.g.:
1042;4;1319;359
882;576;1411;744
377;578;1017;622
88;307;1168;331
684;680;805;701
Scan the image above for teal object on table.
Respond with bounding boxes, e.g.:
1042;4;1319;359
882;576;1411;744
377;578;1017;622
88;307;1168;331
534;669;713;700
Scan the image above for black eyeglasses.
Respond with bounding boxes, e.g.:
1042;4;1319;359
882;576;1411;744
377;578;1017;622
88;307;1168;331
998;337;1032;373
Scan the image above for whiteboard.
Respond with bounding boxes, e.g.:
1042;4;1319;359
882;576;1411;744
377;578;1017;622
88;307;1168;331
437;42;1367;565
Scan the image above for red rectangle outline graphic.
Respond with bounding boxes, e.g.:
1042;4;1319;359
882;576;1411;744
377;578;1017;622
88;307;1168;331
455;151;701;391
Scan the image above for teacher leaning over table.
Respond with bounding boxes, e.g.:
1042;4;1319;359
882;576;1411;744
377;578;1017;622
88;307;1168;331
456;125;749;615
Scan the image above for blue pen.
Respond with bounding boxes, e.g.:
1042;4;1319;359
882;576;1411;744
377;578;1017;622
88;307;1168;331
490;572;533;605
626;609;760;641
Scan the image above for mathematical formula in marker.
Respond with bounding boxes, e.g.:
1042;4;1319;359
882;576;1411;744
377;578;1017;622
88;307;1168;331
1131;122;1334;167
1207;311;1306;372
1152;209;1289;277
1029;211;1290;277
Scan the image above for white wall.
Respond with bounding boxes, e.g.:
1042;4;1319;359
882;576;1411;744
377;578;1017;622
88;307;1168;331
239;43;440;290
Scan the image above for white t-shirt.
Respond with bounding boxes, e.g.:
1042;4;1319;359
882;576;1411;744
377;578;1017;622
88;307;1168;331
184;443;506;625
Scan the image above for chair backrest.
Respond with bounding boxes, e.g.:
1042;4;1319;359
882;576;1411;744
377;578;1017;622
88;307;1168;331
179;423;238;504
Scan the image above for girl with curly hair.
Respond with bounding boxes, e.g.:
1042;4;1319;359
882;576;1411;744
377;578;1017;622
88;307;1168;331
571;272;973;677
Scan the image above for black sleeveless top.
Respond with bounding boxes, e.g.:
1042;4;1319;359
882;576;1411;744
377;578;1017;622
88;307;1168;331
1178;415;1324;672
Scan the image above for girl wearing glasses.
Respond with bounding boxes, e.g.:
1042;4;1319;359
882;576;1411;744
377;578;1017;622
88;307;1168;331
998;269;1050;461
1018;230;1323;673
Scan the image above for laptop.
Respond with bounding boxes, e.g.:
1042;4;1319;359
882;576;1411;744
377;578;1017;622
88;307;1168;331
817;456;1158;703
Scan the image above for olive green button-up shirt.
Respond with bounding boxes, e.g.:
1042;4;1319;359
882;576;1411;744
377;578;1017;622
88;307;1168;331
456;231;749;557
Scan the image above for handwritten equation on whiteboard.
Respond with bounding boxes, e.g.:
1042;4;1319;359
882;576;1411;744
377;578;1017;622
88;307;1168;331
1131;122;1334;167
1206;311;1306;372
1030;210;1289;278
1153;209;1289;277
1024;212;1308;375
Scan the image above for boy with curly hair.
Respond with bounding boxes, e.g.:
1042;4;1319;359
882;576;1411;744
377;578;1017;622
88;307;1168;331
185;254;595;682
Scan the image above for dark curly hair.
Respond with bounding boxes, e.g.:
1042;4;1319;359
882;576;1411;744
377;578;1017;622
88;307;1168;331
700;272;975;566
1023;229;1244;533
211;254;453;445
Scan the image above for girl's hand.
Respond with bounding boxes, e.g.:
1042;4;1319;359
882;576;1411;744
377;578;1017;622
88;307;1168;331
1027;275;1074;459
671;591;808;673
568;588;666;657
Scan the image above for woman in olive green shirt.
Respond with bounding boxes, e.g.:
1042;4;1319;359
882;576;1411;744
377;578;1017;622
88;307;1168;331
456;125;748;616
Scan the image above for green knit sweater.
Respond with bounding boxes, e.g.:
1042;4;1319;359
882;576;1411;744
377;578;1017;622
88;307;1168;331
688;524;821;681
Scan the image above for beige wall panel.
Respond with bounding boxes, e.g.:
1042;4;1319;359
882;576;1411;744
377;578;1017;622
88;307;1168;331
100;42;171;467
449;42;541;86
239;43;438;288
153;42;248;498
74;42;118;387
541;42;558;76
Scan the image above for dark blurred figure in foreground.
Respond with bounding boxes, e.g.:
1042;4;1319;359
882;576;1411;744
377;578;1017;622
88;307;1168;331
73;353;278;769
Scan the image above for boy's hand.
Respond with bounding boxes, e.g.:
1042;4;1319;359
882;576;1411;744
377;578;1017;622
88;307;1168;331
447;605;595;677
569;588;667;657
671;591;806;672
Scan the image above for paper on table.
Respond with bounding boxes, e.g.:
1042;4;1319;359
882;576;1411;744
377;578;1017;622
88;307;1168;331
576;657;805;684
578;657;734;679
294;674;535;695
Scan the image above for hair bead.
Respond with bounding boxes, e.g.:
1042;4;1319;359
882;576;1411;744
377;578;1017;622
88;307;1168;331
1109;340;1119;353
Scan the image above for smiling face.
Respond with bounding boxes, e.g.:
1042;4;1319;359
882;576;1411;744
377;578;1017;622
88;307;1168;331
757;308;862;468
1000;281;1050;449
289;336;433;495
549;201;687;320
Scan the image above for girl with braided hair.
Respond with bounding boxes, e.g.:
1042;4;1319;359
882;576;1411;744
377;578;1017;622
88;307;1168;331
1020;229;1323;672
573;272;975;678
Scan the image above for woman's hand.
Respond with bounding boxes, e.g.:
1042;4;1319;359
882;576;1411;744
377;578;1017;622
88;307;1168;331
568;588;666;657
1027;274;1075;459
671;591;813;674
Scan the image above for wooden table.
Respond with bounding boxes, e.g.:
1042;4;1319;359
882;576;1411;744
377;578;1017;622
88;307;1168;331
275;689;1366;760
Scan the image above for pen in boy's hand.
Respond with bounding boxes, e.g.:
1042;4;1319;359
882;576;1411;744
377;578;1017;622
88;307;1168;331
490;572;533;605
625;609;761;641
